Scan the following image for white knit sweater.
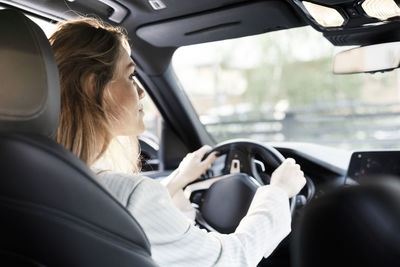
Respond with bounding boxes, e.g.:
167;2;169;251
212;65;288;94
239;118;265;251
95;171;291;267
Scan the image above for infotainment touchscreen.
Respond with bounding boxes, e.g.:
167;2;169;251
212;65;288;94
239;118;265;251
346;151;400;180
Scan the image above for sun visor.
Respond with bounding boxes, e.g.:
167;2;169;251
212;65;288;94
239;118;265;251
136;1;305;47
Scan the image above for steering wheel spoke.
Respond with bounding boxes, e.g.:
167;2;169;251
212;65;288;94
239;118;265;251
183;176;226;199
225;146;250;175
191;139;297;234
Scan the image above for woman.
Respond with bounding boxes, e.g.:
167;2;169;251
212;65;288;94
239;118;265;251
51;18;306;266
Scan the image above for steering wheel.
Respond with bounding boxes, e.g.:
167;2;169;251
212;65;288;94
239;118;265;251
183;139;296;234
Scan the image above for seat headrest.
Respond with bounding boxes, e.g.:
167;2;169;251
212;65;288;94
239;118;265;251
292;177;400;267
0;9;59;137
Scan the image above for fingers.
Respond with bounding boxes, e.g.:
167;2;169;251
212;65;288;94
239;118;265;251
192;145;212;158
284;158;296;165
182;145;217;170
196;146;218;171
270;157;307;197
202;151;218;167
282;158;301;171
185;146;209;158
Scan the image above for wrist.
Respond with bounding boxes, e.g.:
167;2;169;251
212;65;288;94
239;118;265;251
162;170;183;197
171;169;187;188
268;184;290;198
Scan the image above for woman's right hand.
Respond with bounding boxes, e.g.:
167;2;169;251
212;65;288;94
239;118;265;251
270;158;306;198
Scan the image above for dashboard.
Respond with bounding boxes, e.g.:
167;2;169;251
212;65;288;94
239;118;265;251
346;151;400;182
145;140;400;205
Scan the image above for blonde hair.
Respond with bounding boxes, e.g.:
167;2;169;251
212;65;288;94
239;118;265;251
50;18;141;173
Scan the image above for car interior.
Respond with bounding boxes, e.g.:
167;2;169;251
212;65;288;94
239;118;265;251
0;0;400;266
0;8;156;267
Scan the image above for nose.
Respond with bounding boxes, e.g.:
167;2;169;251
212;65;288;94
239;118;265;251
135;81;145;99
138;85;146;99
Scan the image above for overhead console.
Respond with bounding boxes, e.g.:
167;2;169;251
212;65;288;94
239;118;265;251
136;1;306;47
346;151;400;181
288;0;400;46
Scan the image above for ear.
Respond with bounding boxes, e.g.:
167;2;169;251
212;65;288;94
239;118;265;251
84;73;106;107
84;73;96;97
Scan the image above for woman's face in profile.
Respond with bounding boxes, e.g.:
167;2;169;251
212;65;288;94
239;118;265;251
106;44;146;136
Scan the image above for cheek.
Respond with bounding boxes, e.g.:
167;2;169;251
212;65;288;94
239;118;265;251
108;83;138;115
120;91;139;117
126;91;138;109
117;91;141;129
105;80;144;136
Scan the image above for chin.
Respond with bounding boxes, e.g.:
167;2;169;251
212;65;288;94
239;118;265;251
138;124;146;135
116;125;145;137
130;123;145;136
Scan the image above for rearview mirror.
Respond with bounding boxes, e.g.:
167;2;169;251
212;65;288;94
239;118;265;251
333;41;400;74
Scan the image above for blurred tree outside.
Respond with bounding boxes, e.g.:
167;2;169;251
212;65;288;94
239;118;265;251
216;27;365;110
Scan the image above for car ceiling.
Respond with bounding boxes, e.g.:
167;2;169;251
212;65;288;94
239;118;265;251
0;0;400;75
3;0;400;74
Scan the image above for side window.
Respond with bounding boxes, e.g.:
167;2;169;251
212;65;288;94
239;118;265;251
136;77;163;171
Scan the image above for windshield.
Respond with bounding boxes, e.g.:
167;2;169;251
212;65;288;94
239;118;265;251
172;26;400;150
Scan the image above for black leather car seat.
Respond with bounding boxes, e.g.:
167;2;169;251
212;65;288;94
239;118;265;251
0;9;157;267
292;177;400;267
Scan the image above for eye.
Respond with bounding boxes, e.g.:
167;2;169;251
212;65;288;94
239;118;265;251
129;70;137;81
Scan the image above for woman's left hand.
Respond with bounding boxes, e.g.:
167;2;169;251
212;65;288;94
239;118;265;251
175;145;218;187
163;145;218;197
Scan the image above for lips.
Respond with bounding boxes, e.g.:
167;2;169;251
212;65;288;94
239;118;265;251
138;104;144;112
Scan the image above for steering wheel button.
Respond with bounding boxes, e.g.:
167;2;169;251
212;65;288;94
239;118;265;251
230;159;241;174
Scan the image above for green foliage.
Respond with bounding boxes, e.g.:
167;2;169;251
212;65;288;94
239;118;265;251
241;58;363;109
215;27;365;109
279;58;363;107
